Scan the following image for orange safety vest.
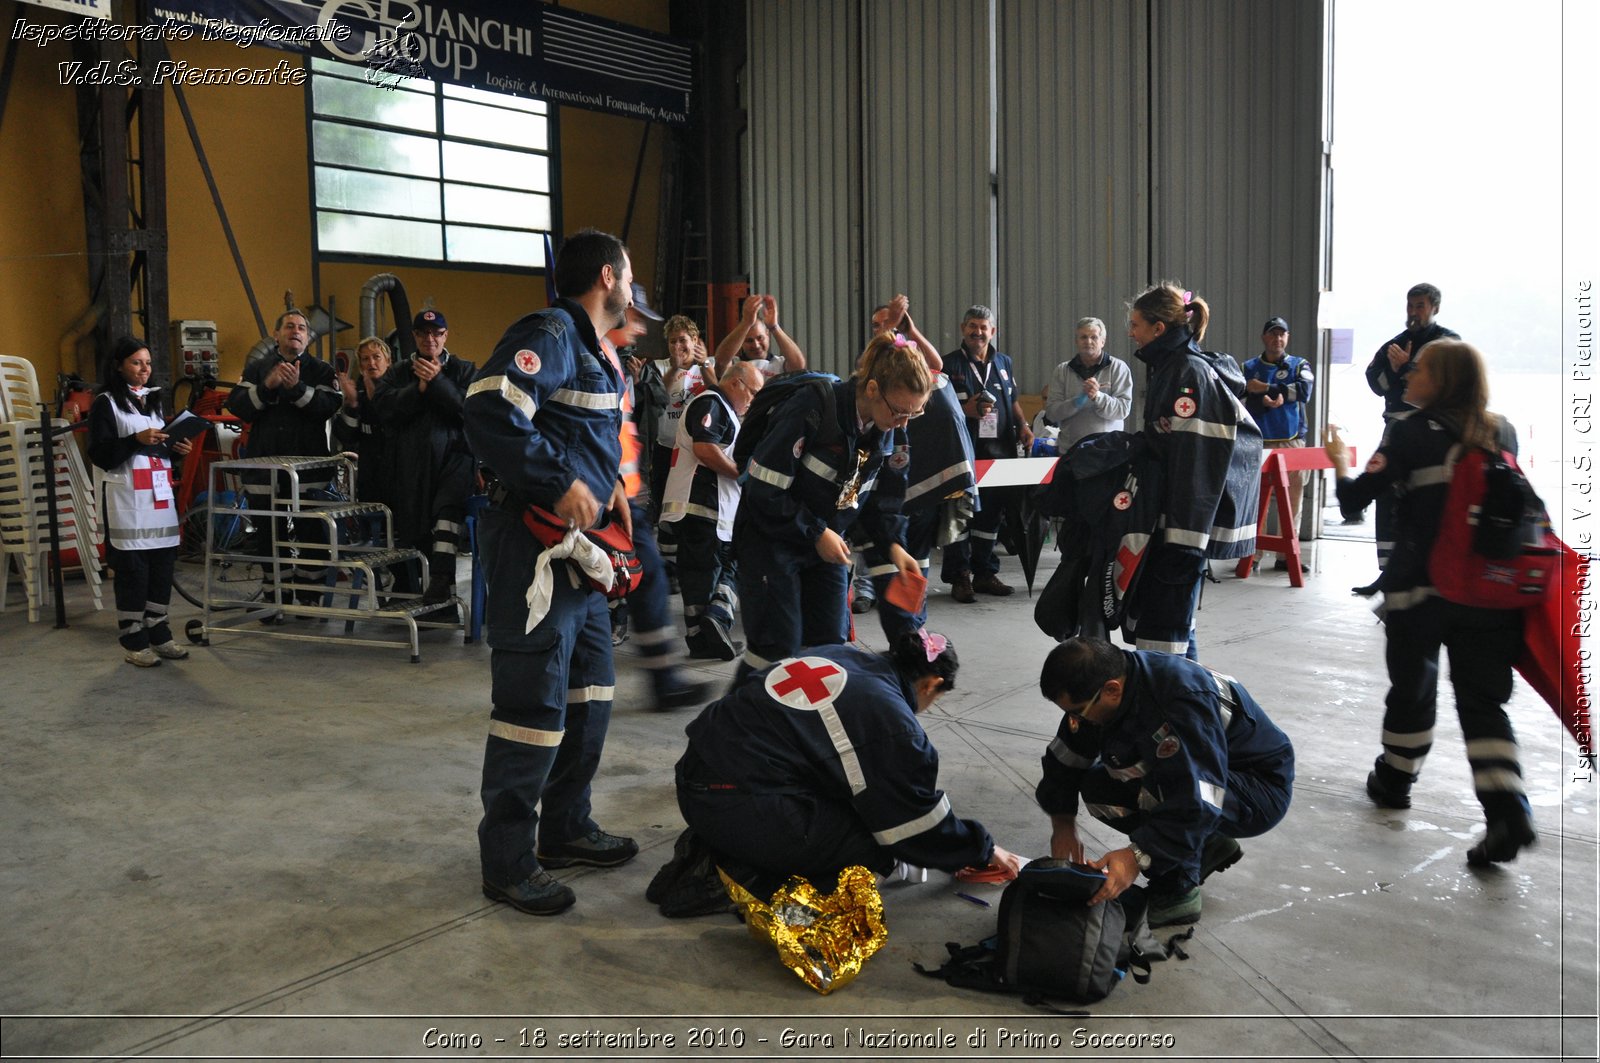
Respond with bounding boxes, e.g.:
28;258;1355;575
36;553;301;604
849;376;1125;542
601;337;644;498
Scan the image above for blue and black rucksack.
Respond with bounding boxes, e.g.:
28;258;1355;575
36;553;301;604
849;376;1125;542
730;370;842;473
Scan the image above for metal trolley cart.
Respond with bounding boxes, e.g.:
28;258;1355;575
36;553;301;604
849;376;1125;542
176;454;464;662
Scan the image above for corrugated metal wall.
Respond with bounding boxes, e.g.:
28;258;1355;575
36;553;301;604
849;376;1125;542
746;0;1326;393
861;0;995;361
1151;0;1325;367
998;0;1150;390
746;1;862;372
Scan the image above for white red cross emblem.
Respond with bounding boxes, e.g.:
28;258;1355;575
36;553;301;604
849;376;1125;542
1113;490;1133;511
514;349;541;375
1173;396;1197;418
765;656;848;709
131;459;172;509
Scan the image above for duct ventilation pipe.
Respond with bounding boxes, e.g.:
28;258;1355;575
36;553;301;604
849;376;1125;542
360;273;416;360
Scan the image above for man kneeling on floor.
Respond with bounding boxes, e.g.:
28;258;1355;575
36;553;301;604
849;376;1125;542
1036;637;1295;926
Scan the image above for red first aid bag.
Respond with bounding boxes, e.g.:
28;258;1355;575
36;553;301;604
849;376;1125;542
521;506;643;600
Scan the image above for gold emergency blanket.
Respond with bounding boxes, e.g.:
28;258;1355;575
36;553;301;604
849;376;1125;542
719;865;887;994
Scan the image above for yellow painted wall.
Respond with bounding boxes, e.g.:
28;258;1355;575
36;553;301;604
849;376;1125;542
0;0;669;394
0;2;95;384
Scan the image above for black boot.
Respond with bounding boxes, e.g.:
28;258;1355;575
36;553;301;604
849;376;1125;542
1466;813;1537;866
422;552;457;604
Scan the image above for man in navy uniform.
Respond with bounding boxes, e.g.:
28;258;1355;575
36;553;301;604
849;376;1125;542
224;308;343;603
1359;283;1459;590
464;229;637;916
942;304;1033;600
1036;637;1294;927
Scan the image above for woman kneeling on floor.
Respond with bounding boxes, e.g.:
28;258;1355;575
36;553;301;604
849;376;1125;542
675;631;1024;899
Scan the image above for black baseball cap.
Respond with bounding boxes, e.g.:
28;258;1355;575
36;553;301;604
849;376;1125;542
1262;316;1289;333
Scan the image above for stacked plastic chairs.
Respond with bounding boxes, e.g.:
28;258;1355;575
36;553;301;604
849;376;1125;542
0;355;104;621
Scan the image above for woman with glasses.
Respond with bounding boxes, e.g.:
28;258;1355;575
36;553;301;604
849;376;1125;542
1036;637;1294;927
732;332;930;683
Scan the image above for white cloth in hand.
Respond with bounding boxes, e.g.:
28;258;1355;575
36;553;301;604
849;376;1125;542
525;528;615;632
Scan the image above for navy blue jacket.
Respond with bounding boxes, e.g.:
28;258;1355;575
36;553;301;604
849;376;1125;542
736;380;907;552
1365;322;1460;420
463;299;623;513
944;345;1023;459
225;351;342;459
1136;327;1262;560
372;351;478;544
683;645;995;872
1334;410;1518;610
902;374;977;510
1037;650;1294;886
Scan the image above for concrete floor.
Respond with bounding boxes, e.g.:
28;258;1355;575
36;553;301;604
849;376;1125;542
2;518;1596;1062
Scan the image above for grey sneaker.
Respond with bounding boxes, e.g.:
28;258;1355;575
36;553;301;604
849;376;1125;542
482;870;576;916
151;641;190;660
538;829;639;869
124;647;161;668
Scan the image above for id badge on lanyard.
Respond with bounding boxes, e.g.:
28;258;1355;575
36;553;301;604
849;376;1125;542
973;359;1000;438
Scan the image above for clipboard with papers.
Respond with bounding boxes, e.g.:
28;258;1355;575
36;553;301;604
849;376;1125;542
161;410;210;445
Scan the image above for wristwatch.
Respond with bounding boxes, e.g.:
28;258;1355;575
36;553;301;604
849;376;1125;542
1127;843;1152;872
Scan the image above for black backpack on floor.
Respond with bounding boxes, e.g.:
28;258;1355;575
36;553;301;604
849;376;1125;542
915;859;1186;1011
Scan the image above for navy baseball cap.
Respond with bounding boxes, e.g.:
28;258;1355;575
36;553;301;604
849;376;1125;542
413;309;448;331
1262;316;1289;333
629;283;663;322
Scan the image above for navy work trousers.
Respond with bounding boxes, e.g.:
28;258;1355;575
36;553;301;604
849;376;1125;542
476;504;615;885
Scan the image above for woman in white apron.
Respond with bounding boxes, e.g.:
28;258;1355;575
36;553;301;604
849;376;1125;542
88;337;193;667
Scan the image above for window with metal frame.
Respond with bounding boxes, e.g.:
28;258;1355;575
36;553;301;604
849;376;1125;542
308;58;554;270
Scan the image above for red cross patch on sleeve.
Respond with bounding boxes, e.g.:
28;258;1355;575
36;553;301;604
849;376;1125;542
514;350;541;375
765;656;849;709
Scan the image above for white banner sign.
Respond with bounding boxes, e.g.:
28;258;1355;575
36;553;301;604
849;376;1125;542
14;0;113;19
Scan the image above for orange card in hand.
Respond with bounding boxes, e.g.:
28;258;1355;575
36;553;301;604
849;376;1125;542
954;862;1018;884
883;569;928;614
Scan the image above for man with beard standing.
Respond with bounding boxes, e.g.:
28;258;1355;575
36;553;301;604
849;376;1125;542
465;229;637;917
1359;283;1459;592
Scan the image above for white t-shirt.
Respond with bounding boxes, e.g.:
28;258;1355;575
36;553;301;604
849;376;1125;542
656;363;708;448
747;353;788;379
